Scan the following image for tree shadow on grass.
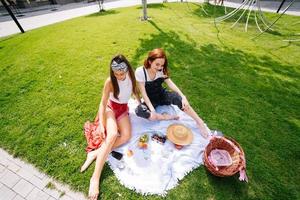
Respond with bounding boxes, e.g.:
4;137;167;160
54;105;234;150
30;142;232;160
130;20;299;199
132;20;298;84
137;3;167;9
0;34;19;43
192;2;230;17
85;10;119;17
265;29;283;36
132;21;299;98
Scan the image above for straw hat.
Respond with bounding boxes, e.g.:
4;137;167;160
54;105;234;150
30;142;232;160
167;124;193;145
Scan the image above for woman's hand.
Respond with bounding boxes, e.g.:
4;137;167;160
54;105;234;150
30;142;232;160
181;96;190;111
95;123;106;140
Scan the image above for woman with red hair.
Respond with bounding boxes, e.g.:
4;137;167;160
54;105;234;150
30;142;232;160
135;48;209;138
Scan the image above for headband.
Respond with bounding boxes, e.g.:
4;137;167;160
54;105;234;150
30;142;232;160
111;60;128;72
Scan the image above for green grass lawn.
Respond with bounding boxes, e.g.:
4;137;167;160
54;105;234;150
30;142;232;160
0;2;299;199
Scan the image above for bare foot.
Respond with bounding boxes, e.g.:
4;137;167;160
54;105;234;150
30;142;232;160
161;113;179;120
88;178;99;200
149;112;179;121
80;150;98;172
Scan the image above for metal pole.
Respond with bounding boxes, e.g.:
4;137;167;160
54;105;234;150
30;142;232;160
1;0;25;33
277;0;287;13
142;0;148;20
97;0;104;12
49;0;58;11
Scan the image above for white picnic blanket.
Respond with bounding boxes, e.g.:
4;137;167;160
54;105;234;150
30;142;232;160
107;99;211;196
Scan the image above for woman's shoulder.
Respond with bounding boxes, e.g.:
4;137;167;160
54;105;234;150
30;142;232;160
104;77;111;84
104;78;113;91
135;66;144;73
135;66;145;82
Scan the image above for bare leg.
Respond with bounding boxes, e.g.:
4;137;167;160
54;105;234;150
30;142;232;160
81;115;132;172
161;113;179;120
183;105;209;138
112;115;132;149
149;112;179;121
88;110;118;200
81;108;110;173
80;149;100;172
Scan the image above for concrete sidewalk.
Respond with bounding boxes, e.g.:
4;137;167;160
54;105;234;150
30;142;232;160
0;0;123;22
0;0;163;37
0;0;299;38
0;148;87;200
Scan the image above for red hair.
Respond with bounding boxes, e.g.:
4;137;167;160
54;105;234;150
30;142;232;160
144;48;169;76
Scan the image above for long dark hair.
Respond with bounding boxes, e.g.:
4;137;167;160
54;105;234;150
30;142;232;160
110;54;139;100
144;48;169;76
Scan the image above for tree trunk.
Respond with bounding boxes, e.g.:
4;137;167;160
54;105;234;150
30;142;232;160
142;0;147;20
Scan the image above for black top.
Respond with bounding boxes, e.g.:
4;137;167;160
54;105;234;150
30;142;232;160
143;67;168;105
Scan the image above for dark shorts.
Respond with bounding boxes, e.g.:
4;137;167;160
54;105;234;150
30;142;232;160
135;91;182;119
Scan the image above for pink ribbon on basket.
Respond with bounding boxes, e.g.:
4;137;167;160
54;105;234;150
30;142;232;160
239;156;248;182
239;169;248;182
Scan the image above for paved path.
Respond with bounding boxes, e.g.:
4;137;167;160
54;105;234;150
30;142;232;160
0;0;119;22
0;148;87;200
0;0;299;38
0;0;164;37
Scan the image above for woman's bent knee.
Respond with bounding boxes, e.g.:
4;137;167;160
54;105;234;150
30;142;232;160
171;93;183;109
135;104;151;119
122;132;131;142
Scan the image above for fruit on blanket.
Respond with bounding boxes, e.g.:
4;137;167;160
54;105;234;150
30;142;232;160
138;134;149;149
139;134;149;143
175;144;184;150
138;142;144;148
127;149;133;157
151;133;167;144
142;143;148;149
138;142;148;149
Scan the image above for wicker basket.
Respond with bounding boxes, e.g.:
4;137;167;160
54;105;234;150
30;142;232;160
204;136;247;180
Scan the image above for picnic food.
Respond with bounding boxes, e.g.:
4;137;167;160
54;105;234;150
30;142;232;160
138;134;149;149
174;144;184;150
138;142;148;149
151;133;167;144
127;149;134;157
142;143;148;149
139;134;149;143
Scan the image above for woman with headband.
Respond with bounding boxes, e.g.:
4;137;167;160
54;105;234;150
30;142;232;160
82;55;140;200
